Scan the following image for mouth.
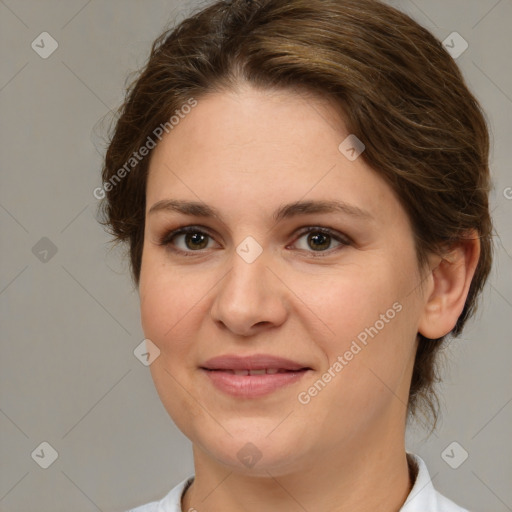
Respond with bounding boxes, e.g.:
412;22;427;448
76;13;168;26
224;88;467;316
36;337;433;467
201;368;309;375
200;353;311;372
199;366;311;398
199;354;312;398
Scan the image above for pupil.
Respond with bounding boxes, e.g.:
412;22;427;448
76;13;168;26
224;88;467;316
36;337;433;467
186;232;207;250
309;232;330;251
183;232;331;251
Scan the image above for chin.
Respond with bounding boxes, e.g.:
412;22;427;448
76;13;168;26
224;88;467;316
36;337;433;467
194;428;309;476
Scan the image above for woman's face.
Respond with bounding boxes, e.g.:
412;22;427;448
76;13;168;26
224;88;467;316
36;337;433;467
139;85;430;475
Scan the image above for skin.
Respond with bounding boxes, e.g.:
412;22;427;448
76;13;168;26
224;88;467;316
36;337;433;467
138;83;480;512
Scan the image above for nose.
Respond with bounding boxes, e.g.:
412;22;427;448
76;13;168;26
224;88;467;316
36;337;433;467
209;246;288;337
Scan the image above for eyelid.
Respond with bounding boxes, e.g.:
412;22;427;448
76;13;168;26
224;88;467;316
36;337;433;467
291;226;352;247
158;224;352;257
157;225;220;255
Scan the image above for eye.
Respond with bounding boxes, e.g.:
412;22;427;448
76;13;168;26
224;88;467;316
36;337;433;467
157;225;351;257
289;227;351;256
158;226;217;256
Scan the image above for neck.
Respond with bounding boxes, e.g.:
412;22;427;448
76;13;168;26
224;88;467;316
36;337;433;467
181;416;413;512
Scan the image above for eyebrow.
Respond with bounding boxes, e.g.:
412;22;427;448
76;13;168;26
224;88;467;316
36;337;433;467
148;199;373;224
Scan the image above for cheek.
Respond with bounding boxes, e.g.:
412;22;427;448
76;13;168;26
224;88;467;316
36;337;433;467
140;249;179;350
139;262;208;432
298;262;404;346
140;274;197;354
299;260;418;404
139;250;217;375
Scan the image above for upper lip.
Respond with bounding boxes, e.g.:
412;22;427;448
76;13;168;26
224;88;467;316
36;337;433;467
201;354;311;371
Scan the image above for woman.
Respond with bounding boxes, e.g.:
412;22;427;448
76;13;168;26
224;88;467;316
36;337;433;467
98;0;493;510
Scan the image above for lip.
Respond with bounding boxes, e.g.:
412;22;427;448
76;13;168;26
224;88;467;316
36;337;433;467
201;354;310;371
200;354;312;398
201;368;310;398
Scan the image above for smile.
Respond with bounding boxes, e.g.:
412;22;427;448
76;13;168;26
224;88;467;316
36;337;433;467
201;368;310;398
209;368;300;375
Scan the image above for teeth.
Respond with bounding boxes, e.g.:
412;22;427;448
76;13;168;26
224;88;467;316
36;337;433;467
234;368;291;375
248;369;267;375
216;368;300;375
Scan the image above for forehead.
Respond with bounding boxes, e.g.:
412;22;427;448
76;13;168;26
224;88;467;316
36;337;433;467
149;85;347;167
170;88;335;143
145;86;402;226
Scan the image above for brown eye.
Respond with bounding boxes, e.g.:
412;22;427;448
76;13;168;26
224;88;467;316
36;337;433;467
306;232;331;251
159;225;351;258
291;227;351;256
159;226;216;255
181;231;209;250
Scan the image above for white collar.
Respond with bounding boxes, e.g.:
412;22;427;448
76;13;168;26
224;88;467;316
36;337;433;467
130;452;469;512
400;453;469;511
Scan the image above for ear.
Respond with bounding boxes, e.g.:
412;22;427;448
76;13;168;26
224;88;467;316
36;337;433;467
418;231;481;339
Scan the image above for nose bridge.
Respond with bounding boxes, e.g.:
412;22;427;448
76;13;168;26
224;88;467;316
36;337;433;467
211;238;286;334
222;239;271;304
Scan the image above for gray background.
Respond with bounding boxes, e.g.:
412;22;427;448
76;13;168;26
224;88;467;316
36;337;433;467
0;0;511;511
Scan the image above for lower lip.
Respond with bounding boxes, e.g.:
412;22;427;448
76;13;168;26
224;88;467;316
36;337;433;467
201;369;310;398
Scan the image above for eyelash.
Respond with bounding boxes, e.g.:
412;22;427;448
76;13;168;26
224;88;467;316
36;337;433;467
157;225;352;258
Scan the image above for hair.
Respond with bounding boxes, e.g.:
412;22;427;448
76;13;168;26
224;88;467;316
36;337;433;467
98;0;494;433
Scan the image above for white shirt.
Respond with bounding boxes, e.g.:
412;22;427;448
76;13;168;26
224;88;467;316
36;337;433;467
127;453;469;512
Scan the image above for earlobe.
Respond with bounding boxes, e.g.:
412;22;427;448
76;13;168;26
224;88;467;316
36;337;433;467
418;231;481;340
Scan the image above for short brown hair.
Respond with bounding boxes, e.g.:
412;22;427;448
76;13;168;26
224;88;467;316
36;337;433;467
98;0;494;432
